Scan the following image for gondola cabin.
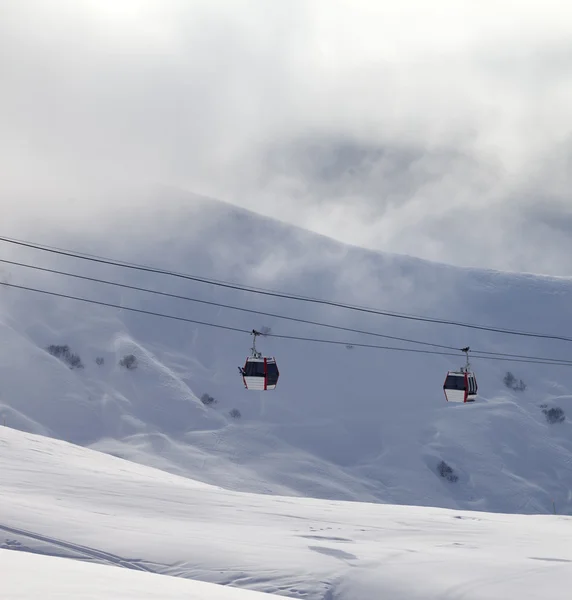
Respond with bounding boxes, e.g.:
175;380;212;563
241;356;279;391
443;347;478;403
443;370;478;403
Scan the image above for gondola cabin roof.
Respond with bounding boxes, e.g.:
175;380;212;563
244;356;276;363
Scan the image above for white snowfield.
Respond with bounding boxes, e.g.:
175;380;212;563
2;426;572;599
1;549;276;600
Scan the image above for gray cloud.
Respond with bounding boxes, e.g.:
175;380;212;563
1;0;571;274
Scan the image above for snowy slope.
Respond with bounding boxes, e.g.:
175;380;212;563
3;426;572;600
1;189;572;514
2;550;277;600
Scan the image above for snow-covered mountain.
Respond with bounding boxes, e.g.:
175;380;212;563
1;189;572;515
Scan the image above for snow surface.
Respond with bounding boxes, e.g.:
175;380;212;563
3;426;572;599
2;549;276;600
1;190;572;517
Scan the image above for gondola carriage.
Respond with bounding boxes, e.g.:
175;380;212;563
238;330;280;391
443;347;478;403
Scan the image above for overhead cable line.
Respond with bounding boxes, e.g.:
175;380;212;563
2;257;570;366
1;235;571;343
1;280;572;367
0;258;458;351
3;234;572;343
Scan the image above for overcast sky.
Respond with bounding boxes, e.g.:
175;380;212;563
1;0;571;275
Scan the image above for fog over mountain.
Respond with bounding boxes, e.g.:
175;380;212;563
2;0;571;274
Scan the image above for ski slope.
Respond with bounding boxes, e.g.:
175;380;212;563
1;190;572;516
3;426;572;599
2;550;276;600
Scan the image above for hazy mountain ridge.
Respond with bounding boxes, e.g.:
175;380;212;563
1;189;572;514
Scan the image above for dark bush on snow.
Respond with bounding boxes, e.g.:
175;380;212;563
119;354;138;370
95;357;104;366
200;393;217;406
540;404;565;424
229;408;241;419
504;371;527;392
437;460;458;483
46;345;84;369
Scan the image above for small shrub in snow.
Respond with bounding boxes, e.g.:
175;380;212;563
503;371;515;388
95;357;104;366
46;345;84;369
437;460;458;483
540;404;565;424
119;354;138;370
200;393;217;406
503;371;526;392
229;408;241;419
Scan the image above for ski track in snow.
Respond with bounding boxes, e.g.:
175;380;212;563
0;523;154;573
2;548;280;600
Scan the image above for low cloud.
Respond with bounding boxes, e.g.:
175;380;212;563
1;0;571;274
